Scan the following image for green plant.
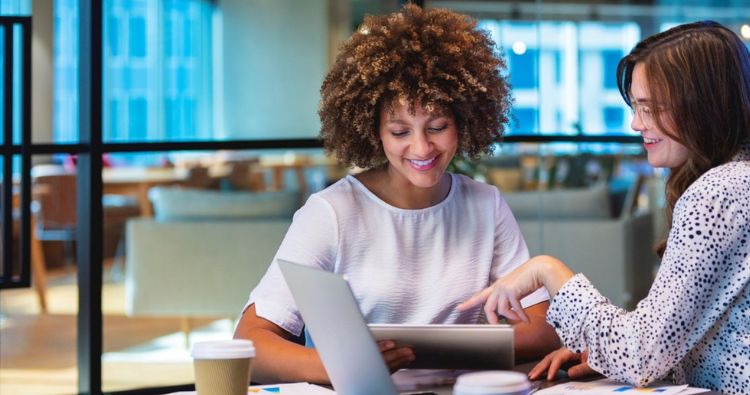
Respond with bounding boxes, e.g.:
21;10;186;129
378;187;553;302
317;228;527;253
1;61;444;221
448;156;488;182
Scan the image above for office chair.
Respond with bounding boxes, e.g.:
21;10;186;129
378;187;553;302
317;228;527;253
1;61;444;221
30;165;140;312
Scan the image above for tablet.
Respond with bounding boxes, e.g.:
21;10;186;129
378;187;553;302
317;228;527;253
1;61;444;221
368;324;514;370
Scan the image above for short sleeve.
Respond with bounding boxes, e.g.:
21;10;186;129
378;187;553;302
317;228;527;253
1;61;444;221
243;195;339;336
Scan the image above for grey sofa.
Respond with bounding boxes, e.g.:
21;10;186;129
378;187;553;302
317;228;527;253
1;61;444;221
503;181;656;309
124;187;299;319
125;180;654;322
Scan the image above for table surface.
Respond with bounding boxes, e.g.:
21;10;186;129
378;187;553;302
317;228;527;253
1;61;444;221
513;361;720;395
167;362;721;394
102;167;189;184
389;362;720;395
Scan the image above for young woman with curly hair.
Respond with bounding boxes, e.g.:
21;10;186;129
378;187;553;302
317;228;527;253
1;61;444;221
460;21;750;394
235;4;559;384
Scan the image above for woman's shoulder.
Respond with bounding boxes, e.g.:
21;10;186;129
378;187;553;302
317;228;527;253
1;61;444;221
303;175;380;213
305;175;358;205
452;173;500;197
689;159;749;195
448;173;506;216
678;159;750;214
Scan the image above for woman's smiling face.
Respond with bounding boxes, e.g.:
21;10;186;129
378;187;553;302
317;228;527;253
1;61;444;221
378;101;458;189
630;63;689;169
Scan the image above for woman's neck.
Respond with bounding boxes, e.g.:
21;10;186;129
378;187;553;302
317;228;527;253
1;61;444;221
355;167;452;209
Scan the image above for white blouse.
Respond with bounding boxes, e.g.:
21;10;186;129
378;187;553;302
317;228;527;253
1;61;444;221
547;145;750;395
248;173;548;337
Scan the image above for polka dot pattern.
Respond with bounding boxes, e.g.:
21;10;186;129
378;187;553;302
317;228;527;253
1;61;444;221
547;144;750;394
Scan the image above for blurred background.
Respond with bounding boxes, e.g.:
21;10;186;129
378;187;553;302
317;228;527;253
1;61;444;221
1;0;749;394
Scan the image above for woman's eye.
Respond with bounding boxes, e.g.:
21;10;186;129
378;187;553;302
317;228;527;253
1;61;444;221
428;125;447;133
642;106;653;116
391;130;409;137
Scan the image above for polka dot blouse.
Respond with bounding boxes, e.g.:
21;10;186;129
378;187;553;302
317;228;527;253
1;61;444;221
547;144;750;395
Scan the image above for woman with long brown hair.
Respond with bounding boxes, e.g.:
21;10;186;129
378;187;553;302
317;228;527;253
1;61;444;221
461;21;750;394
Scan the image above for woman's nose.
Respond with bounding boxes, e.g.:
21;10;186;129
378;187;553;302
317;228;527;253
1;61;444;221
631;111;646;132
412;132;432;156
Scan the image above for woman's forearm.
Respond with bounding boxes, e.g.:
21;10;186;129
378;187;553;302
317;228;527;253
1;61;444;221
530;255;575;298
237;327;329;384
233;305;329;384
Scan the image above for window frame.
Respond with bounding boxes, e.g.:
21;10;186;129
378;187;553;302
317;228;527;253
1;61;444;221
3;2;644;394
0;16;32;290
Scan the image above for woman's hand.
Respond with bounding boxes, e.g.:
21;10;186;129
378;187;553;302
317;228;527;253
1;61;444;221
529;347;597;381
378;340;415;373
457;255;574;324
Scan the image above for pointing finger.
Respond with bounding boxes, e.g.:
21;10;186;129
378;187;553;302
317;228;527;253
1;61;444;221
457;287;493;311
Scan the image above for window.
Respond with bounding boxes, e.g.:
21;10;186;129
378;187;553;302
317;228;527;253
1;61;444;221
7;2;747;394
0;0;30;16
54;0;214;151
53;0;79;144
512;108;538;133
602;49;624;89
604;106;626;132
509;48;538;89
479;20;639;136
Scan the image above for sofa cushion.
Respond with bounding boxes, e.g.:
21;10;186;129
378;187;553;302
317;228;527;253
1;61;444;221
149;187;299;221
502;183;611;220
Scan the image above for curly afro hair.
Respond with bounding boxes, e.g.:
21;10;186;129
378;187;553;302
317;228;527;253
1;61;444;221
319;4;512;169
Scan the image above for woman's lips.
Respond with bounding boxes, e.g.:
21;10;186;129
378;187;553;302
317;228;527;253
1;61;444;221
408;156;438;170
643;137;662;148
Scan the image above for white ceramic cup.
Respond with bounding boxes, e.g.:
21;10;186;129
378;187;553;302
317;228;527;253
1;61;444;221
453;371;531;395
191;339;255;395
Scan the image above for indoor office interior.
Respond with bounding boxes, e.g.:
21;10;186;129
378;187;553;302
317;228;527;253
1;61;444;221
1;0;749;394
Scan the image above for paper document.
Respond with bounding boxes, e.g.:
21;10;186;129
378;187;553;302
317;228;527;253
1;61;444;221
535;378;708;395
248;383;336;394
247;383;335;395
168;382;336;395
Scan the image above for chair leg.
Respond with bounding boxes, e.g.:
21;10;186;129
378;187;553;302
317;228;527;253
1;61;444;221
181;316;192;350
106;235;127;282
30;217;48;313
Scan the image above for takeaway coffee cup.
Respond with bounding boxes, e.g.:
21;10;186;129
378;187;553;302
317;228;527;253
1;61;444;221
453;371;531;395
191;339;255;395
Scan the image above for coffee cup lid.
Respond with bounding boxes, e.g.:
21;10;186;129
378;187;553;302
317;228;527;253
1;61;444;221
454;371;531;394
191;339;255;359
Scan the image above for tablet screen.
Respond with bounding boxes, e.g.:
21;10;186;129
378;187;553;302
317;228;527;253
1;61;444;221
368;324;514;370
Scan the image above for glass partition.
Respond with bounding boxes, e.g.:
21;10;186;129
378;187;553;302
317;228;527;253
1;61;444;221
100;148;335;391
443;1;750;139
0;0;31;16
1;155;80;395
481;141;661;310
52;0;79;144
4;0;750;393
0;20;26;146
478;20;639;135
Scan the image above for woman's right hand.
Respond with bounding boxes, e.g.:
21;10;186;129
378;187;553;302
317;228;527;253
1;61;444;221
458;255;574;324
378;340;415;373
529;347;596;381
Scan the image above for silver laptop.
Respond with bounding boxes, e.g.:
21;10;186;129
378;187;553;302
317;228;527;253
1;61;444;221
277;259;513;395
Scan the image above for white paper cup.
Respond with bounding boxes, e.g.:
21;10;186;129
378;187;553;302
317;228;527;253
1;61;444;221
192;339;255;395
453;371;531;395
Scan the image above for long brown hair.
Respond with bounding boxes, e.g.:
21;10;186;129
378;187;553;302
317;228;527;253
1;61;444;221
616;21;750;256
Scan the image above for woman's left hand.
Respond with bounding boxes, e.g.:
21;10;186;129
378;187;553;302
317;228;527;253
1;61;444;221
457;255;575;324
529;347;596;381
